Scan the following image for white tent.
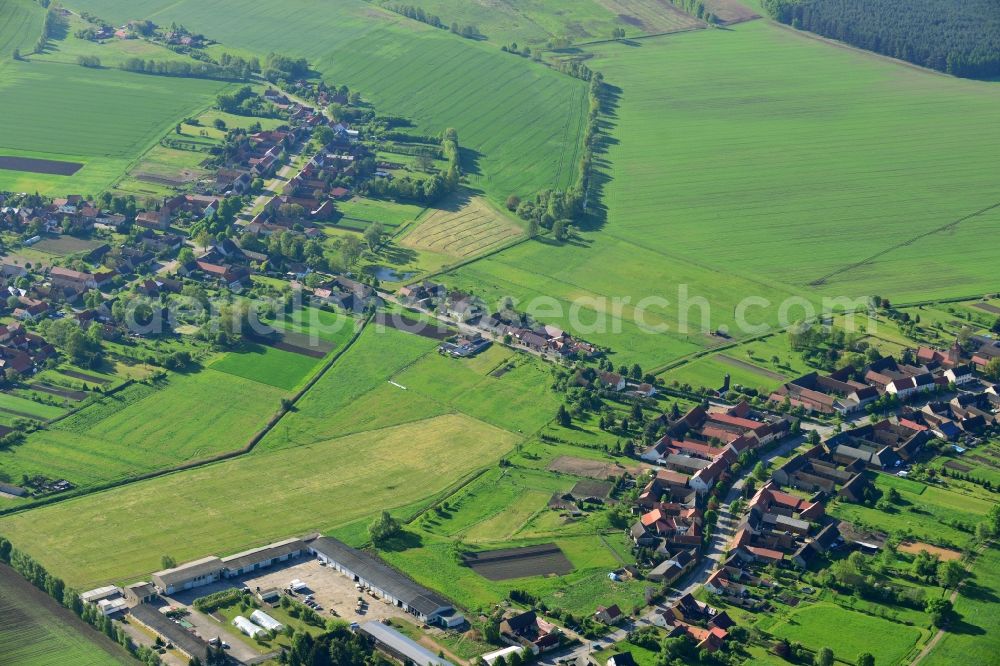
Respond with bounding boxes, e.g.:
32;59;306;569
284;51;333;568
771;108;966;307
233;616;264;638
250;609;284;632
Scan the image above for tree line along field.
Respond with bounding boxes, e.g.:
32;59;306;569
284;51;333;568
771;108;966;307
66;0;588;204
0;564;133;665
763;0;1000;79
0;61;227;195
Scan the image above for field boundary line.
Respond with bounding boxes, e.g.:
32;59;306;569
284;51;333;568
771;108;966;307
809;201;1000;287
0;315;373;518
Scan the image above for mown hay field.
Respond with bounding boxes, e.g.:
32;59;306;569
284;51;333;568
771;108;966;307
403;193;524;259
0;414;519;588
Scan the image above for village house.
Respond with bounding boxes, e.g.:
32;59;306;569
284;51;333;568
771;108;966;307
770;367;878;415
498;610;562;654
652;594;732;653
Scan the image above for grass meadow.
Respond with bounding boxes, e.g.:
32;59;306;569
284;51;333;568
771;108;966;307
210;344;321;390
831;476;994;550
0;370;286;495
923;544;1000;666
0;565;132;665
0;61;225;194
769;602;922;666
69;0;587;202
366;465;647;615
0;414;519;588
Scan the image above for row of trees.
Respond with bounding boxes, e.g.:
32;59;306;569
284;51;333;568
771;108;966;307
762;0;1000;79
509;72;603;239
119;57;248;80
667;0;720;23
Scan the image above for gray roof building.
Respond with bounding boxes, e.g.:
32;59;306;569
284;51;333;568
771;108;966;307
151;556;223;595
129;603;208;660
309;536;454;621
359;621;453;666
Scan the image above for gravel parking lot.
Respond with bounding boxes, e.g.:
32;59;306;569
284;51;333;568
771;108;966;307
243;559;415;625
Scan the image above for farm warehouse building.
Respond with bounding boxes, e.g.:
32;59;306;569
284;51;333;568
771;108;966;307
359;621;453;666
152;556;224;595
309;536;463;625
151;537;306;594
129;603;208;660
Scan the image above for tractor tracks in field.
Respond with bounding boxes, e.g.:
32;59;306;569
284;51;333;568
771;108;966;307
809;200;1000;287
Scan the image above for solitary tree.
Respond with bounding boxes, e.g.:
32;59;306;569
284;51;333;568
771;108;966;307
857;653;875;666
368;511;401;545
926;598;955;628
938;560;965;589
556;404;572;427
815;647;834;666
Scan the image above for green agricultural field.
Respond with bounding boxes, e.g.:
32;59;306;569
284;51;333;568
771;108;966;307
0;61;226;194
210;344;321;390
393;347;561;434
335;197;425;230
0;0;43;60
581;21;1000;300
449;19;1000;368
267;307;358;345
0;565;132;665
381;532;645;616
0;370;286;492
0;392;66;420
67;0;587;202
923;544;1000;666
262;325;444;450
769;602;922;666
0;413;520;587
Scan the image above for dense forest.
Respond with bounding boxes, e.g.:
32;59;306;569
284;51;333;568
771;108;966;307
762;0;1000;79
